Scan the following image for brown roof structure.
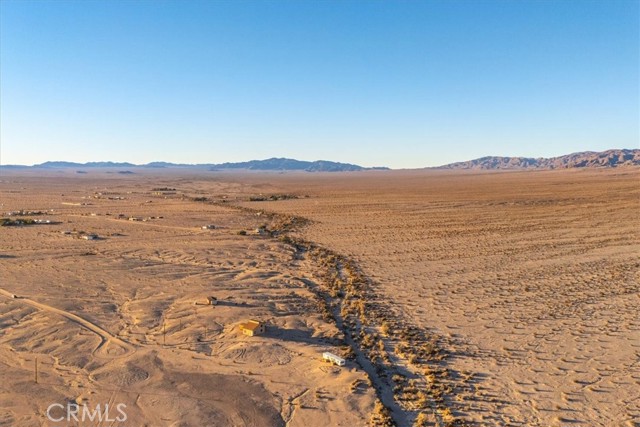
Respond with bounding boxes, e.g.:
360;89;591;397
240;320;262;331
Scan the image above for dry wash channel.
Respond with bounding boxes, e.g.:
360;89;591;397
228;204;473;427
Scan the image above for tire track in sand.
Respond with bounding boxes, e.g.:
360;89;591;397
0;288;134;358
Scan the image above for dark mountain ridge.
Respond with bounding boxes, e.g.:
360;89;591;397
14;158;386;172
2;150;637;171
210;158;378;172
434;149;639;170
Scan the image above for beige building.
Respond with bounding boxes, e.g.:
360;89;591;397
239;320;265;336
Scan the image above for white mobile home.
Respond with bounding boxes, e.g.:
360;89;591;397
322;352;346;366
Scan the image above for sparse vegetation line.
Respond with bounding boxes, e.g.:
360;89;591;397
221;201;470;427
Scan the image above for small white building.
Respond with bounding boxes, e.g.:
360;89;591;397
322;352;346;366
82;234;98;240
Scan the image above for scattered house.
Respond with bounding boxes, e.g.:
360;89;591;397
323;352;346;366
128;217;143;221
82;234;98;240
239;320;266;337
2;211;55;225
6;209;49;216
202;224;216;230
207;296;218;306
0;218;35;226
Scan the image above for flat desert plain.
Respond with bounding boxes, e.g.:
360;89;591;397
0;168;638;427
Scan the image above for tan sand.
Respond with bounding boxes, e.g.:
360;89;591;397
0;171;376;427
1;168;638;426
234;168;640;427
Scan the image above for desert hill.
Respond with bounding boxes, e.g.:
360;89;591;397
436;149;639;170
21;158;384;172
210;157;385;171
3;150;638;171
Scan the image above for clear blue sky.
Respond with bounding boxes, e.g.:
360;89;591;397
1;0;638;168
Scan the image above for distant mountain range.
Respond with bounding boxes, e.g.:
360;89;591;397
210;158;382;172
1;150;638;171
434;149;640;170
2;158;387;172
38;161;137;168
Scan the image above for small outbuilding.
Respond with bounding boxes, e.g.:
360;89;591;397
239;320;265;337
322;352;346;366
255;226;269;236
207;296;218;306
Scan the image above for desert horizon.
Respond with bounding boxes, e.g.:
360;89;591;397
2;1;637;425
2;147;638;170
1;166;638;426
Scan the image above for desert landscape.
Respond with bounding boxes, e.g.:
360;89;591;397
2;0;637;425
0;166;638;427
0;170;379;427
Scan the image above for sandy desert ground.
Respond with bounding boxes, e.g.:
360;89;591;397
0;171;377;427
1;167;638;427
236;168;640;427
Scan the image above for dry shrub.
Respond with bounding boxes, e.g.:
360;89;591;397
413;412;430;427
369;401;394;427
381;322;393;336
